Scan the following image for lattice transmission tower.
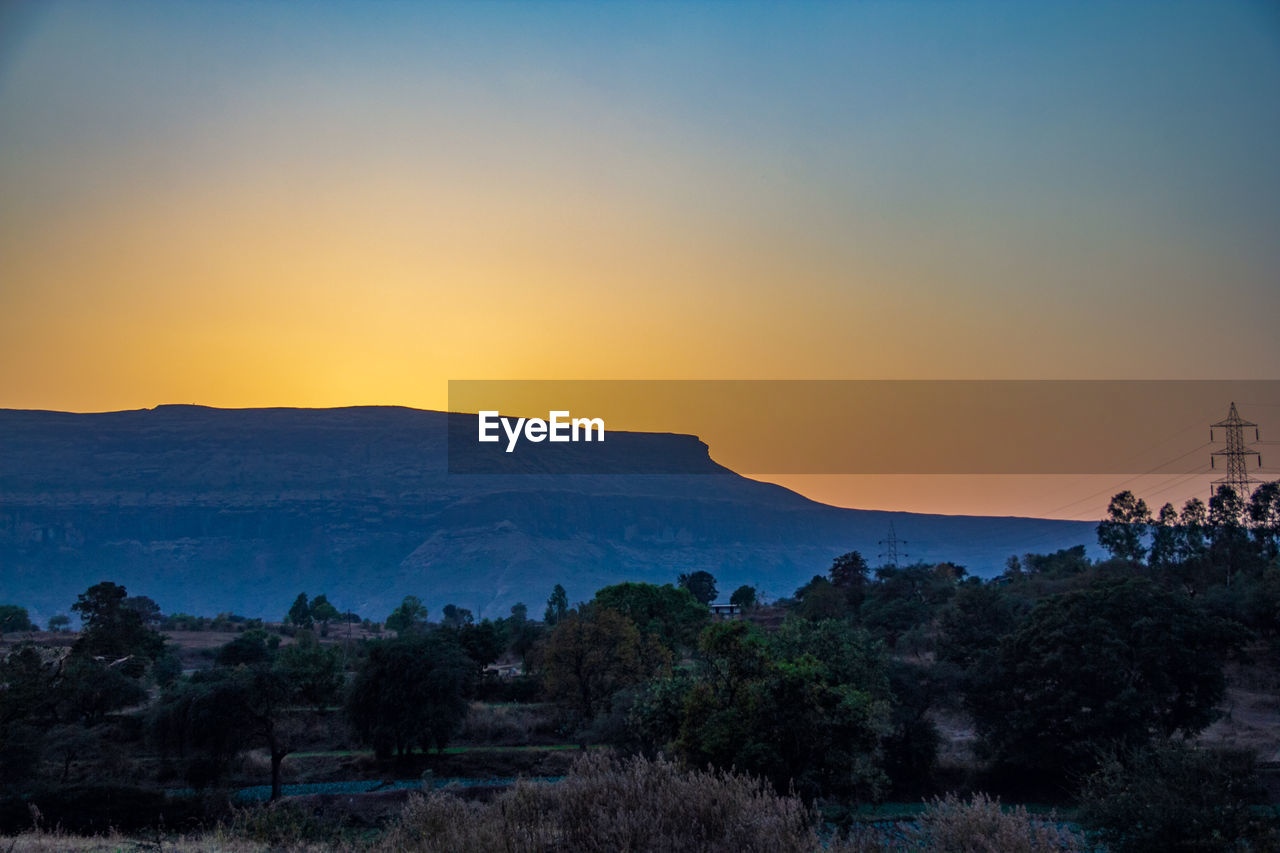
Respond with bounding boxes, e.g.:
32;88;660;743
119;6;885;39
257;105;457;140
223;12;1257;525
1210;401;1262;501
879;521;908;568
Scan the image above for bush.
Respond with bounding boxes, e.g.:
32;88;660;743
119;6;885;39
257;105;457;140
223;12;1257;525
1078;743;1278;852
380;751;818;852
836;793;1086;852
457;702;549;745
909;793;1084;852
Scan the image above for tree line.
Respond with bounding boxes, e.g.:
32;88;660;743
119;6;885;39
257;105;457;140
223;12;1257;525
3;482;1279;849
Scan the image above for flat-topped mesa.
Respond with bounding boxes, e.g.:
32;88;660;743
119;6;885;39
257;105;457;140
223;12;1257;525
0;406;726;497
0;405;1097;622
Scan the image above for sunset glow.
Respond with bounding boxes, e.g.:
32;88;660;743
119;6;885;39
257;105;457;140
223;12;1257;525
2;2;1277;517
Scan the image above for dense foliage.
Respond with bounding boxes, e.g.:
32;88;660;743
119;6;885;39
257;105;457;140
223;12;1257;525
4;481;1280;846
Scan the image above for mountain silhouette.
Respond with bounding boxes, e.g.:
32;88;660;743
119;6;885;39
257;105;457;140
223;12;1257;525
0;405;1098;622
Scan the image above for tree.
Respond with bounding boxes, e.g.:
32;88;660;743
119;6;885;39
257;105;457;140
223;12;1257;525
122;595;162;626
347;633;472;759
71;581;165;669
861;564;957;647
669;619;892;801
152;663;301;799
54;656;149;726
543;607;661;735
505;603;541;671
592;582;709;652
286;593;313;629
1249;480;1280;563
545;584;569;626
1096;491;1152;565
385;595;428;635
829;550;871;609
0;605;35;633
47;614;71;633
1148;502;1181;572
441;603;474;628
1209;486;1259;585
0;645;56;784
793;575;847;621
215;629;273;666
678;570;718;605
276;633;342;713
1022;545;1091;577
729;585;757;610
453;618;505;670
309;594;340;633
937;580;1023;673
968;577;1243;788
1173;497;1212;591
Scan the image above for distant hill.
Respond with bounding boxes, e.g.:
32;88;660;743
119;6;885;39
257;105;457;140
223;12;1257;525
0;405;1099;623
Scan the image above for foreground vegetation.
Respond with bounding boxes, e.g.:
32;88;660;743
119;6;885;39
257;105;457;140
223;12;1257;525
2;482;1280;850
3;752;1089;852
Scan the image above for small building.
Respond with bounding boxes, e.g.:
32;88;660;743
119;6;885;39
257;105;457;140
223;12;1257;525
708;602;741;619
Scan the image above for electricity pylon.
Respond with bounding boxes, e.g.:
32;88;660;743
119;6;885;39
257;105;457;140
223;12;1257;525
879;521;907;568
1210;401;1262;501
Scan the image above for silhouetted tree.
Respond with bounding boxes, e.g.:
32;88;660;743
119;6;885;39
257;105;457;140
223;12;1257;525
1097;491;1151;565
71;581;165;671
829;550;871;609
1209;486;1256;585
729;585;758;610
1250;481;1280;563
0;605;35;633
215;629;274;666
794;575;847;620
123;595;162;626
545;584;569;626
968;576;1243;788
347;633;472;759
1149;502;1181;572
385;595;428;635
309;594;340;633
677;570;718;606
275;633;342;712
441;603;474;628
287;593;313;629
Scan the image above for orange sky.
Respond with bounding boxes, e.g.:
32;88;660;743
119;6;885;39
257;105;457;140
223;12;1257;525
2;2;1278;519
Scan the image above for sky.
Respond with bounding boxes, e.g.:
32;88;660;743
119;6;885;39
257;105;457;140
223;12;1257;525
2;1;1278;519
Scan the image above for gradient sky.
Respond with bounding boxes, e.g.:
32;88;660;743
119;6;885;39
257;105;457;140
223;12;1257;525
2;1;1278;518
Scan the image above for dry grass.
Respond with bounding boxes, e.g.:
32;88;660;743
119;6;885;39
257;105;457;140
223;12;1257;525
3;763;1088;853
0;826;347;852
379;751;818;853
834;793;1086;853
456;701;559;746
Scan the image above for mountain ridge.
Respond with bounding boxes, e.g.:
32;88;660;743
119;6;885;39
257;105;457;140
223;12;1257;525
0;405;1099;621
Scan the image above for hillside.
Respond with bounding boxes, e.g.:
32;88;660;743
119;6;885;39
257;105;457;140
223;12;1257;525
0;405;1098;621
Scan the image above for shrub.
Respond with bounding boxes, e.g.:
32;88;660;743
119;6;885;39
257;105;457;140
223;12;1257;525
380;751;818;852
909;793;1084;852
835;793;1086;852
1078;743;1278;852
457;702;535;745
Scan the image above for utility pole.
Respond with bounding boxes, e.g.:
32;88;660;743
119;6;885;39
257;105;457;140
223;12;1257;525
1210;401;1262;502
879;521;907;568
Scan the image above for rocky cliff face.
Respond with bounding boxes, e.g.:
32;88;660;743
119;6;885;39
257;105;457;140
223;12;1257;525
0;405;1096;622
